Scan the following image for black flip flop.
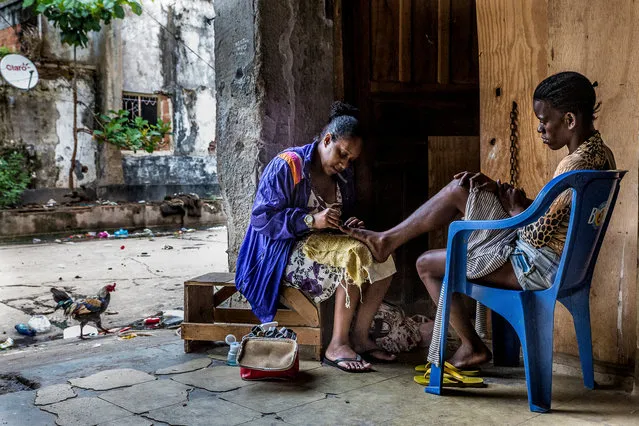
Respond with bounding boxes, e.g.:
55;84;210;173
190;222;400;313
322;354;373;373
359;349;397;364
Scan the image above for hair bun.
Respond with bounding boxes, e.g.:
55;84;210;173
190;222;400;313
592;81;599;87
329;101;359;121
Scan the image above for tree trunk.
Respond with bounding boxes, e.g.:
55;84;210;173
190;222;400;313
69;47;78;189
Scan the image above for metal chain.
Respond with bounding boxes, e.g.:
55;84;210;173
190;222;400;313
509;101;520;187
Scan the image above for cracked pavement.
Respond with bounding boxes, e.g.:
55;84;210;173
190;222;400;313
0;228;228;344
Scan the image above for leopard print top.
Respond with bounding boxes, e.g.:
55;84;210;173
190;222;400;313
518;131;616;256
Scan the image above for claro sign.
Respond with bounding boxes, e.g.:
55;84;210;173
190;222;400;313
0;54;39;90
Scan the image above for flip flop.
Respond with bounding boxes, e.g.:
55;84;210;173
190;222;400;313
359;349;397;364
414;366;485;388
322;354;372;373
414;361;480;377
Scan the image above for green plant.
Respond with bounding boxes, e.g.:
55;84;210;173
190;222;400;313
0;151;31;208
23;0;142;48
0;46;14;57
93;110;172;153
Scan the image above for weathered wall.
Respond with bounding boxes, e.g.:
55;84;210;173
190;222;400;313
0;0;218;202
0;70;96;189
215;0;334;268
117;0;218;199
477;0;639;368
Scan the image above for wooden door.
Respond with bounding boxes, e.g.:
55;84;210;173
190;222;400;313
339;0;480;307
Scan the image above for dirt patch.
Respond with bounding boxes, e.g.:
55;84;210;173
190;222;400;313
0;373;40;395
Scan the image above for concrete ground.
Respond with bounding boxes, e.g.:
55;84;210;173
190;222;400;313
1;227;638;425
1;331;638;425
0;228;228;344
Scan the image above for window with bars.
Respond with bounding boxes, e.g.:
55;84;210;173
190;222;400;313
122;93;159;125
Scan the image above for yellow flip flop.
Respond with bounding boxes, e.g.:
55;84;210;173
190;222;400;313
414;367;485;388
414;361;480;377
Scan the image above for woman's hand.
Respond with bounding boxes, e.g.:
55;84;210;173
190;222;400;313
312;207;342;230
497;183;531;216
454;171;498;192
343;217;365;229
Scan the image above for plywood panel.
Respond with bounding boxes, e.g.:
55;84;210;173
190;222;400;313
547;0;639;364
477;0;549;196
428;136;481;249
477;0;639;366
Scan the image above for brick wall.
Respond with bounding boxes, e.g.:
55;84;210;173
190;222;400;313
0;24;20;51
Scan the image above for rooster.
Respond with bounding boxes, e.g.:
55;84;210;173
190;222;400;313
51;283;116;339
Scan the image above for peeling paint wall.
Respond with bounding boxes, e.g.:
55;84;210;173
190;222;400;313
0;71;96;189
119;0;218;196
0;0;218;200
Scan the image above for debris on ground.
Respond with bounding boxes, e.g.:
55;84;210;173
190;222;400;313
114;229;129;238
0;338;14;350
32;238;41;244
128;309;184;331
63;325;98;339
15;323;37;336
162;245;174;250
27;315;51;333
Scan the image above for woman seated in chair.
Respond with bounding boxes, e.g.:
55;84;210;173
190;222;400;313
343;71;616;368
236;102;397;373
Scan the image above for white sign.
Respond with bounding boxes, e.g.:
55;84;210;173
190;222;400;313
0;54;39;90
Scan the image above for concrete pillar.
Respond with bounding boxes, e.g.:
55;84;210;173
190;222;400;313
95;21;125;188
215;0;334;269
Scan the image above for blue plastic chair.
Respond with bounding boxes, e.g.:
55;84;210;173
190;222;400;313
424;170;626;413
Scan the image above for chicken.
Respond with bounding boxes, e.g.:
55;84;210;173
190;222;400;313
51;283;116;339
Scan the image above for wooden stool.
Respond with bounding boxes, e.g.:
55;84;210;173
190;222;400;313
181;272;323;359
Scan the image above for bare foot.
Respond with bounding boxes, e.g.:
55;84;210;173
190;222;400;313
340;226;390;263
418;321;434;348
447;341;492;369
324;343;372;372
352;338;396;362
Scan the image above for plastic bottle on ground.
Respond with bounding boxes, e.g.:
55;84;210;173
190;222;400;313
15;323;36;336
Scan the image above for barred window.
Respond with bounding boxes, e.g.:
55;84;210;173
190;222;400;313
122;93;159;125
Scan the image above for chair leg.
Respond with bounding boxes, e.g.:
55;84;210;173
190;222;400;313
491;310;521;367
559;287;595;389
425;282;453;396
520;299;556;413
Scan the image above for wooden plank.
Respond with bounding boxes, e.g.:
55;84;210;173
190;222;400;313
412;0;439;83
213;286;237;306
280;287;320;327
181;323;321;346
371;0;400;82
428;136;480;249
398;0;412;82
213;308;310;327
437;0;451;84
184;284;214;324
477;0;548;196
449;0;478;84
546;0;639;365
185;272;235;285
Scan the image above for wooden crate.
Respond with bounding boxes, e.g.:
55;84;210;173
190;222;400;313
182;272;322;359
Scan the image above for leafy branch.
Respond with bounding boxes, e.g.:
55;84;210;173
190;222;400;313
93;110;172;153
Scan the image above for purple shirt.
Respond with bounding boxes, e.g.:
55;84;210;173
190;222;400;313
235;142;356;322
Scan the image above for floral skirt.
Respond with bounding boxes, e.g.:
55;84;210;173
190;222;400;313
282;236;397;304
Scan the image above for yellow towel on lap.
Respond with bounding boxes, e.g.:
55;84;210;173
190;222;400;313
302;233;373;286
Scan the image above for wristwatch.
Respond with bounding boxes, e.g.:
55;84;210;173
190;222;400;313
304;214;314;228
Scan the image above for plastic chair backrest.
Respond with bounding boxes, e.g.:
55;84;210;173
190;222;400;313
550;171;624;293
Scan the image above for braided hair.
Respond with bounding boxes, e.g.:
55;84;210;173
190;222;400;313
533;71;600;124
